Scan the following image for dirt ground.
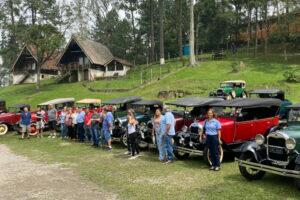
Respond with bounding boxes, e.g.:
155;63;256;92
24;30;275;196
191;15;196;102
0;144;117;200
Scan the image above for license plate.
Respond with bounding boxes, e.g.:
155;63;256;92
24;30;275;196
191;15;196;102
269;147;284;154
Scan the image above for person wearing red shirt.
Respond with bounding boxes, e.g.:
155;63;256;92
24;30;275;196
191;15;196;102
84;108;93;142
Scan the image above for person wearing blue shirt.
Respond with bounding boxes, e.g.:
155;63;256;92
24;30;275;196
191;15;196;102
20;107;31;139
204;108;222;171
101;106;114;151
59;107;68;139
162;105;175;163
76;108;85;142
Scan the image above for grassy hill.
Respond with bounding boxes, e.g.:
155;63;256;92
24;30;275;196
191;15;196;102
1;52;300;107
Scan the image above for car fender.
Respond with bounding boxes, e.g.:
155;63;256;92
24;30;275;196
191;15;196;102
266;126;279;135
295;154;300;165
240;141;259;161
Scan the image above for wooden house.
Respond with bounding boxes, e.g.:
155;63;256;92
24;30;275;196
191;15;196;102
56;36;133;82
11;46;59;84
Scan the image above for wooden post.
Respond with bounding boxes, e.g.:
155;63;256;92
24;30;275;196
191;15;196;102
141;70;143;84
150;69;153;82
160;66;162;78
168;52;170;60
146;57;149;67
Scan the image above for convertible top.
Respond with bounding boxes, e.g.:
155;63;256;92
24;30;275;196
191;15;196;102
9;104;30;109
211;98;281;108
0;99;5;103
167;97;223;107
132;100;163;106
38;98;75;106
221;80;246;84
249;89;284;94
102;96;142;105
286;103;300;109
76;98;101;104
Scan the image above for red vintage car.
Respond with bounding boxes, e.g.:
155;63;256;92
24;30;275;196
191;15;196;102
0;104;36;135
172;98;281;165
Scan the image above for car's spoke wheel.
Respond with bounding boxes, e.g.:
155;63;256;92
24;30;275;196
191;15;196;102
29;123;38;136
226;95;232;100
294;164;300;190
121;134;128;147
242;91;247;98
238;153;265;180
0;124;8;135
203;145;224;166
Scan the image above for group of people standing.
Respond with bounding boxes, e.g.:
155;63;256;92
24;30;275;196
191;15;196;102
19;104;222;169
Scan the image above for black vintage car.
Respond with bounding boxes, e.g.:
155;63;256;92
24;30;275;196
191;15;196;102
249;89;292;119
131;100;163;149
102;96;142;146
167;97;223;162
237;103;300;190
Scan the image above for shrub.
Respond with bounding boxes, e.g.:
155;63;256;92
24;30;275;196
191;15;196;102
231;61;240;73
283;69;300;82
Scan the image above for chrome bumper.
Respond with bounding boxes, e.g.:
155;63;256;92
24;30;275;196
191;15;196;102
236;159;300;179
175;146;203;156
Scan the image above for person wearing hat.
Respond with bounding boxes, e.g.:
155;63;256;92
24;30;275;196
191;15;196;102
101;106;114;151
162;105;175;164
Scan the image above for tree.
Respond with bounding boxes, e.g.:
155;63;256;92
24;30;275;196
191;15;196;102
189;0;196;66
176;0;183;61
158;0;165;65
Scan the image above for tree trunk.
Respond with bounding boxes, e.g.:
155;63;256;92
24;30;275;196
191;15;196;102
246;4;251;56
150;0;155;63
189;0;196;66
36;61;41;91
254;7;258;57
159;0;165;65
176;0;183;63
130;2;136;62
263;2;269;56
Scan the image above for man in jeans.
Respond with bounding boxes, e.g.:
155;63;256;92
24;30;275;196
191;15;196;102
101;106;114;151
162;105;175;164
20;107;31;139
90;107;101;147
47;104;57;138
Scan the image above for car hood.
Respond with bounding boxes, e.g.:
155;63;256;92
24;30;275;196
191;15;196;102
281;123;300;151
0;112;16;119
115;112;147;125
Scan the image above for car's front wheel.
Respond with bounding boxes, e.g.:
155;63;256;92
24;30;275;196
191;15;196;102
294;164;300;190
120;134;128;147
29;123;38;136
203;145;224;166
0;124;9;135
239;153;266;180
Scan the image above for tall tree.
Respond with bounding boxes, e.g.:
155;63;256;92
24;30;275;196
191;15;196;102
149;0;155;62
176;0;183;61
158;0;165;65
189;0;196;66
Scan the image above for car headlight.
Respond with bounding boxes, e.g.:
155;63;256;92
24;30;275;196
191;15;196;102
181;126;188;133
286;138;296;150
255;134;265;145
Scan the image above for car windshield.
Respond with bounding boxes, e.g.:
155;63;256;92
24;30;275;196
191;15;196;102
8;107;21;113
288;109;300;122
220;83;232;88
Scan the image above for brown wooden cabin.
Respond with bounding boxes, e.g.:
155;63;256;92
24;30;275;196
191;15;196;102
56;36;132;82
11;45;59;84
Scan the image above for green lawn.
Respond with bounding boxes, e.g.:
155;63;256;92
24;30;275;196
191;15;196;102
1;134;300;200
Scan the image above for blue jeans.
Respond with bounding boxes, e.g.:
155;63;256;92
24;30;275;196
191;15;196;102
164;135;174;161
102;129;112;142
60;123;67;138
156;134;166;161
206;135;220;167
84;125;92;141
91;127;100;146
77;123;85;142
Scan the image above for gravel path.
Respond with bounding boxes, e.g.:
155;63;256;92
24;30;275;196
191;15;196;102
0;145;117;200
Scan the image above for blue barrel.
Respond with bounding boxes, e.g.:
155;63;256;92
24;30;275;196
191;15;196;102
183;45;190;56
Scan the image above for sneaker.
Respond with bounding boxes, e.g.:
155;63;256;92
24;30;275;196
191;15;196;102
106;147;112;151
164;160;173;164
214;167;220;171
129;155;138;160
124;151;130;155
48;135;52;138
52;136;56;139
209;166;215;170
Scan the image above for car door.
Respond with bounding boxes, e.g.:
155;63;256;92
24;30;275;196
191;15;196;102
253;106;280;136
234;108;255;142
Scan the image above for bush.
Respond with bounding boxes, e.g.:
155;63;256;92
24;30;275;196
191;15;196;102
231;61;240;73
283;69;300;82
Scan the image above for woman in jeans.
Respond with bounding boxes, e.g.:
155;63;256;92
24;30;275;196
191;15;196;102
59;107;68;139
204;108;222;171
127;109;139;159
152;108;166;162
65;108;74;139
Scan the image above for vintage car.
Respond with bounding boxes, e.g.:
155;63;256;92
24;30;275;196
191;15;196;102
249;89;292;119
0;104;35;135
173;98;281;165
76;98;102;112
0;99;6;114
102;96;142;145
37;98;75;131
130;100;163;148
209;80;247;100
237;103;300;190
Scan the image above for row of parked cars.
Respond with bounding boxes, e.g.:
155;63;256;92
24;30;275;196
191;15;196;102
0;83;299;190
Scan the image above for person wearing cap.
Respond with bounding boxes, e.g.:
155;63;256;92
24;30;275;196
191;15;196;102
162;105;175;164
76;107;85;142
101;106;114;151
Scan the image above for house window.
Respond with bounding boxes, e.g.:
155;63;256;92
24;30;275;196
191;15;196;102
79;57;84;66
32;63;36;70
116;63;124;71
41;74;45;79
107;65;115;71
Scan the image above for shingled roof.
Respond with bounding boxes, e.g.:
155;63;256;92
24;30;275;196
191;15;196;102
11;45;60;71
57;36;132;67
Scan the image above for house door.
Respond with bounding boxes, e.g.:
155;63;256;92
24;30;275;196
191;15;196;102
84;69;89;81
70;70;78;82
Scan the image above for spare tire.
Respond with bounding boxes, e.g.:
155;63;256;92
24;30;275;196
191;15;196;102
0;124;9;135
